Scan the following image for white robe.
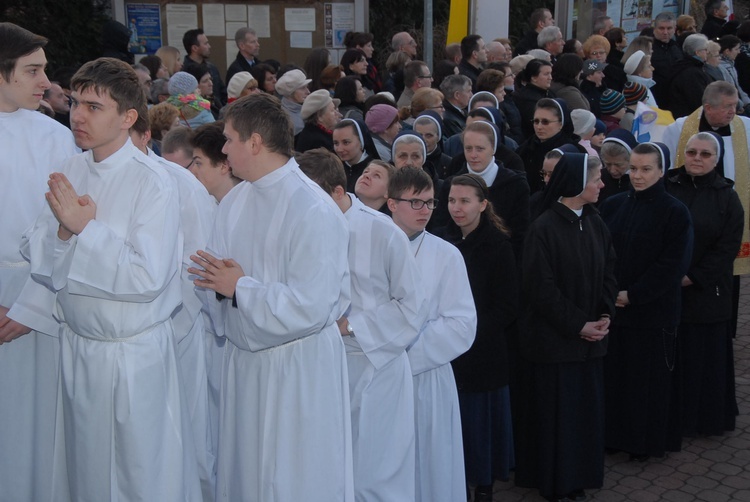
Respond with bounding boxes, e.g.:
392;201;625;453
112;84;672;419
406;231;477;502
662;115;750;181
205;159;354;501
342;195;426;502
149;149;217;501
23;139;202;501
0;109;77;502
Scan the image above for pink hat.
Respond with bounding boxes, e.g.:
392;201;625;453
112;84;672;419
365;104;399;134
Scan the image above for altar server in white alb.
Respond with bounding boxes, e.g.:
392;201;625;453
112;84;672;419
130;107;217;501
189;94;354;502
22;57;201;501
387;167;477;502
0;22;78;502
297;147;426;502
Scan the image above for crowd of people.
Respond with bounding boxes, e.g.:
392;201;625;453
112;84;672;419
1;4;749;501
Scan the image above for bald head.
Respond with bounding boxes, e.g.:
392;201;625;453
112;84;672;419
485;41;507;62
392;31;417;58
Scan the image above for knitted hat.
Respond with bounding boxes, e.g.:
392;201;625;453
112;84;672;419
301;89;341;120
227;72;255;99
275;69;312;97
603;128;638;153
623;82;648;107
623;50;646;75
571;109;597;136
365;104;399;133
600;89;626;115
594;119;607;135
168;71;198;96
582;59;605;76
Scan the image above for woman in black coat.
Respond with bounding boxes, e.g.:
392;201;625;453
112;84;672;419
664;132;744;437
599;142;694;461
443;173;518;502
515;153;617;502
512;59;556;141
517;98;583;194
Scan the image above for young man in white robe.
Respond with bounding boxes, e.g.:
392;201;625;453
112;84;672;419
22;57;201;501
130;108;217;501
0;23;78;501
189;95;354;501
297;147;427;501
387;167;477;502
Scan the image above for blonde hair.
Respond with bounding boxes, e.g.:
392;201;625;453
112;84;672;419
155;46;181;76
399;87;444;120
582;35;611;58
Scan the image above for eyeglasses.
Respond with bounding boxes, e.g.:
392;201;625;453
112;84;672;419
590;50;607;56
391;197;439;210
428;104;445;110
533;118;560;125
685;149;715;159
418;74;433;80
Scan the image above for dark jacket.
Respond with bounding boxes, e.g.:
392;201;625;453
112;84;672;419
435;163;530;259
425;145;452;180
294;122;334;153
736;48;750;98
513;84;556;140
226;51;258;84
665;56;714;119
514;29;541;57
598;168;632;205
101;20;134;64
441;99;466;138
579;79;604;118
665;167;744;324
651;38;684;106
521;202;617;363
701;14;727;41
603;60;628;93
344;155;375;193
599;182;694;328
444;217;518;391
458;59;482;91
499;95;524;144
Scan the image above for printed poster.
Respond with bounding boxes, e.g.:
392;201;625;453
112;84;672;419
126;3;162;55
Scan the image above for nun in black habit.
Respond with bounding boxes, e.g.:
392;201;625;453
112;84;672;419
332;118;380;192
515;153;617;502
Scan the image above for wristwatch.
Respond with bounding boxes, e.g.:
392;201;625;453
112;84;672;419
346;323;355;337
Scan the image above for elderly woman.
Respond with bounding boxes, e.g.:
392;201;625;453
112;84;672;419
512;59;555;140
517;98;581;194
148;102;180;154
623;50;658;107
294;89;342;153
413;111;452;179
665;132;744;437
516;152;617;502
666;34;713;119
599;142;693;461
582;34;626;92
365;103;401;162
167;71;214;128
276;69;312;135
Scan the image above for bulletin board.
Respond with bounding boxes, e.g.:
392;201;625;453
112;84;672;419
562;0;684;40
125;1;356;79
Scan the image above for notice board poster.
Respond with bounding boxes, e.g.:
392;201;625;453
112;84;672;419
126;3;163;55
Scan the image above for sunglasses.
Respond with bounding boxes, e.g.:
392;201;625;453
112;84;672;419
685;149;715;159
533;118;560;125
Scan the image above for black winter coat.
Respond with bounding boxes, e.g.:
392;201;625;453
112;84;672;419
651;38;684;107
226;51;258;86
445;217;518;391
514;29;541;57
701;15;726;41
521;202;617;363
599;182;694;328
294;122;334;154
665;56;714;119
665;167;744;324
442;100;466;138
598;169;632;205
435;164;530;259
579;79;604;118
517;131;582;194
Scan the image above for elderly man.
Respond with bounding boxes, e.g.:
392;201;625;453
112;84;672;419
663;81;750;336
538;26;564;63
397;60;432;108
393;31;418;59
651;12;684;106
226;27;261;83
665;33;712;118
486;40;508;63
440;74;473;137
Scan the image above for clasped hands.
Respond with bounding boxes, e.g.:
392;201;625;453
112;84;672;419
189;250;245;299
580;316;610;342
46;173;96;241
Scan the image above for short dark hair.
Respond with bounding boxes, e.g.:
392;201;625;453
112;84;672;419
387;166;433;199
224;93;293;156
530;8;551;30
461;34;482;60
139;55;163;80
184;62;211;84
190;121;227;165
340;49;367;75
718;34;742;52
296;148;347;195
404;60;427;87
343;32;374;49
476;69;505;94
334;76;362;107
132;98;150;136
162;126;193;156
182;28;204;55
605;28;626;48
552;53;584;86
0;23;48;81
71;57;145;115
705;0;724;17
738;20;750;43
